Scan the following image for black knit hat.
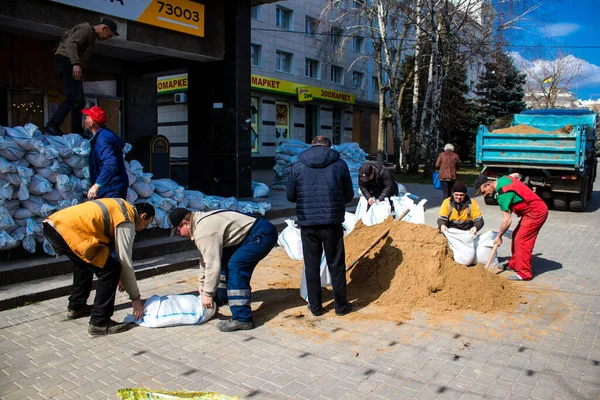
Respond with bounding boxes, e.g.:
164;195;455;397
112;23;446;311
358;163;374;183
452;181;467;194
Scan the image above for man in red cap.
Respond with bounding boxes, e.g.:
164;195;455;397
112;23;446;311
44;18;119;136
84;106;129;199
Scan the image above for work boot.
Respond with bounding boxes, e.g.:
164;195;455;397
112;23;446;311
507;274;528;281
66;304;93;320
307;305;322;317
88;320;136;336
335;303;353;316
216;319;253;332
42;124;63;136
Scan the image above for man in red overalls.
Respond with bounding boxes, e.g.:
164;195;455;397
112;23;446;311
474;175;549;281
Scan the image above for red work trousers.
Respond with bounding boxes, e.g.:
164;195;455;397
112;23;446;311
507;200;548;280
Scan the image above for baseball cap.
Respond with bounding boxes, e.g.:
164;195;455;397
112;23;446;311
473;175;491;196
169;208;190;237
452;181;467;194
101;18;119;36
358;163;374;183
81;106;107;125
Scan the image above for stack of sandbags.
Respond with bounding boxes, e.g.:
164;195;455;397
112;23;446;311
271;139;367;192
0;123;272;255
0;124;91;254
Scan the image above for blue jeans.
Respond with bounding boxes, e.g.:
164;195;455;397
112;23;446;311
217;219;277;322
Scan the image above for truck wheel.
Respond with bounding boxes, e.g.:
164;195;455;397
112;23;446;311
553;193;568;211
569;196;585;212
587;174;593;201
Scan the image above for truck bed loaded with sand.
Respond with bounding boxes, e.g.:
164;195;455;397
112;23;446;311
475;109;598;212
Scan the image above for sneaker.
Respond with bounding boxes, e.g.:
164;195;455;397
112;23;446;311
88;320;136;336
335;303;353;316
216;319;253;332
508;274;527;281
307;305;323;317
42;125;63;136
66;304;93;320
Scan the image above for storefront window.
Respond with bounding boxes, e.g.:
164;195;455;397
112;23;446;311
10;92;44;128
275;101;290;147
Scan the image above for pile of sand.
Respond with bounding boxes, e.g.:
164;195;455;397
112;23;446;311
344;219;520;320
492;124;574;134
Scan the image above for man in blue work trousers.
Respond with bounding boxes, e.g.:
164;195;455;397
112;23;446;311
169;208;277;332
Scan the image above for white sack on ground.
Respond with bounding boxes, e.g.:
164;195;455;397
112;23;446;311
125;294;216;328
361;200;392;226
474;231;500;267
299;252;332;302
277;219;303;260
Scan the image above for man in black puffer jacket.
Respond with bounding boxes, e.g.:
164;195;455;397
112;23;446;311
287;136;354;317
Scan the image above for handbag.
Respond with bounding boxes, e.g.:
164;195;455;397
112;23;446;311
433;171;442;190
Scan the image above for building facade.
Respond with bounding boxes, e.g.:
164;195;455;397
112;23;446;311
249;0;382;168
0;0;276;198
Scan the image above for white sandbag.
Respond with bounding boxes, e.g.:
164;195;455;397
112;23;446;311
24;150;53;169
16;166;34;201
36;160;70;183
397;183;407;194
126;294;216;328
126;187;138;204
28;174;53;195
152;179;179;198
44;134;90;157
299;251;332;302
129;160;144;177
41;237;56;256
2;199;19;216
391;194;427;224
123;143;132;155
56;174;83;199
131;181;155;198
172;186;185;202
72;165;90;179
474;231;500;267
0;230;19;250
13;207;35;219
361;200;391;226
57;199;79;210
21;195;57;217
354;195;369;220
42;189;64;203
0;157;15;173
0;136;26;161
148;193;177;212
443;228;476;266
0;180;12;200
236;201;271;216
0;205;15;230
22;234;36;253
63;154;87;170
126;169;137;186
3;124;45;151
277;219;303;260
252;181;270;198
184;190;206;210
218;196;238;210
342;212;357;235
139;172;153;184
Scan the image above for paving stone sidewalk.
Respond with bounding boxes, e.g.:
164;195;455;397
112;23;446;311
1;182;600;400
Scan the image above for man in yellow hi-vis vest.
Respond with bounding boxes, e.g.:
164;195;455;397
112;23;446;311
43;199;154;336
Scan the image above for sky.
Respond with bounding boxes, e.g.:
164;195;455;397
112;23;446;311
501;0;600;100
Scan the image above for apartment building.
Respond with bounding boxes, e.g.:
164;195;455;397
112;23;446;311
250;0;381;167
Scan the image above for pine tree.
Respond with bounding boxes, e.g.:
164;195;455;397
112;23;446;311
475;51;527;126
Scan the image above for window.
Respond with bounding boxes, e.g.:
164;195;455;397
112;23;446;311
372;76;379;94
352;72;364;89
276;50;292;73
251;44;261;67
276;7;292;29
305;58;320;79
330;65;343;84
305;16;318;37
331;27;343;45
353;36;364;53
250;6;259;20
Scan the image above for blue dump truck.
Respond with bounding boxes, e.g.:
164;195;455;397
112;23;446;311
475;109;598;212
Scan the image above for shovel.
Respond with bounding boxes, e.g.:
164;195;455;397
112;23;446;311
346;228;390;272
484;243;499;270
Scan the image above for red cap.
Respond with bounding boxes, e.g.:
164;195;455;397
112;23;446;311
82;106;107;125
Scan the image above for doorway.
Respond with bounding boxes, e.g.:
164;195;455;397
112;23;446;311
305;104;318;143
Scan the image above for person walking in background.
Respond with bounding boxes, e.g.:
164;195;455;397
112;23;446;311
43;19;119;136
474;175;548;281
435;143;461;199
84;106;128;200
42;200;155;336
286;136;354;317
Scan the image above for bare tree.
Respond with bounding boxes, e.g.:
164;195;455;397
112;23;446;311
520;52;585;109
319;0;416;165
